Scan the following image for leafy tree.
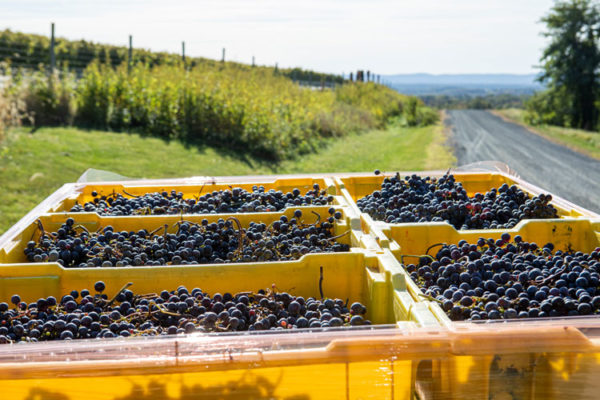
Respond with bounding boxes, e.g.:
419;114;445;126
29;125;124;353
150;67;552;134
537;0;600;130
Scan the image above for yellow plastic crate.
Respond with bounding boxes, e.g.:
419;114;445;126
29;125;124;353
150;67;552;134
1;321;600;399
336;171;596;217
0;202;427;324
1;171;599;400
375;218;600;399
377;218;600;326
0;206;387;264
46;176;340;213
0;250;420;325
335;172;599;247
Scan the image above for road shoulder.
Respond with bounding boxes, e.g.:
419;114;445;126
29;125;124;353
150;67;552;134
425;111;457;170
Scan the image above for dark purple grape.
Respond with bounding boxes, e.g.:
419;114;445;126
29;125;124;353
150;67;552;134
25;215;349;268
69;186;334;216
0;283;368;344
357;173;558;229
409;234;600;321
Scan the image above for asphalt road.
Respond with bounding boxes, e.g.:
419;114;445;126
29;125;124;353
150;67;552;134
446;110;600;213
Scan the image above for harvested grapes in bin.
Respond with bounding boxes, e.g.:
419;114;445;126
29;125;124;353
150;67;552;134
0;282;369;343
70;184;334;215
407;233;600;321
24;210;348;267
357;172;558;229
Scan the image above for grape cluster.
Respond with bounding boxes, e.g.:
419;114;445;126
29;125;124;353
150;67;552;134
24;210;348;268
69;185;334;216
0;282;369;343
407;233;600;321
357;173;558;230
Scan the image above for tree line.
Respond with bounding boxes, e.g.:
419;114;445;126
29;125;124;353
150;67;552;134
527;0;600;131
421;93;529;110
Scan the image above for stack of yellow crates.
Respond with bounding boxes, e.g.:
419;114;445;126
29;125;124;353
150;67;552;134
0;171;598;399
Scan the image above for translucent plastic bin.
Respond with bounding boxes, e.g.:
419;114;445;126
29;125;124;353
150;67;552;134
1;320;600;399
416;320;600;400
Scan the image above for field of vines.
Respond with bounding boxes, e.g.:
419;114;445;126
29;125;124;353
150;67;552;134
1;62;437;160
0;30;437;160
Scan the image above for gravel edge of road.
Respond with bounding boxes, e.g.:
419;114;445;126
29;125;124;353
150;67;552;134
441;110;459;162
424;110;458;170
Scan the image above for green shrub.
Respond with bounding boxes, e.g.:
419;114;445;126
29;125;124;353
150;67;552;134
415;104;440;126
75;63;112;128
524;88;572;127
313;103;375;138
0;90;22;141
398;97;439;127
21;70;76;127
334;82;407;125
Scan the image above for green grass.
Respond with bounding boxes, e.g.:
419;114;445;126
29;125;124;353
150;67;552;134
495;109;600;160
0;123;454;234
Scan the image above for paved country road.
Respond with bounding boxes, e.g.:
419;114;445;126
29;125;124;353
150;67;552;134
446;110;600;214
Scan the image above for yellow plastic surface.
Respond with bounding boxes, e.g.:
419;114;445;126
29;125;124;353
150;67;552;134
425;325;600;400
385;218;600;258
50;177;338;213
0;324;599;400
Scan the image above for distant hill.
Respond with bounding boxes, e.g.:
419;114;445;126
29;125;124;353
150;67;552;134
383;73;542;96
384;73;539;85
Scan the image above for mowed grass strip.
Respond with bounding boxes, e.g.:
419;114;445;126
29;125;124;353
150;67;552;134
0;123;453;234
495;109;600;160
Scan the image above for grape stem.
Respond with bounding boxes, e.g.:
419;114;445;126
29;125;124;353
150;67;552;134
148;225;164;236
155;303;183;318
326;230;350;241
73;224;89;235
105;282;133;309
319;266;324;300
121;189;140;198
425;243;446;256
418;293;444;304
531;266;566;287
197;182;207;197
307;211;321;227
31;219;45;243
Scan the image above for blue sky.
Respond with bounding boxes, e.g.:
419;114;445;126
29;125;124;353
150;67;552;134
1;0;554;75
